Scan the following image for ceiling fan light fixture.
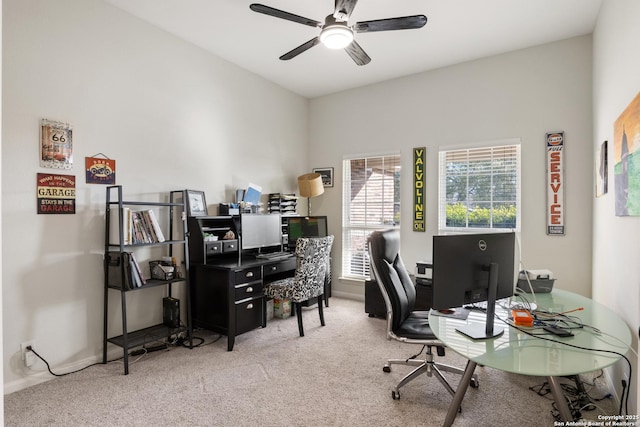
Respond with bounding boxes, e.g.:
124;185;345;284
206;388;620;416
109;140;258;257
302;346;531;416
320;25;354;49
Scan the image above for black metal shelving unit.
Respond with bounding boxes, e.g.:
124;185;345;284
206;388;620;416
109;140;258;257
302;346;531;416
102;186;192;374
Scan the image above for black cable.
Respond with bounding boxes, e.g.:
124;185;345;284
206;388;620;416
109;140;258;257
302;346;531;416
406;345;426;362
182;336;205;347
501;315;633;415
28;347;105;377
619;379;627;416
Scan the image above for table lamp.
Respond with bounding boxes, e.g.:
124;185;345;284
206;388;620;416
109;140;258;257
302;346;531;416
298;173;324;216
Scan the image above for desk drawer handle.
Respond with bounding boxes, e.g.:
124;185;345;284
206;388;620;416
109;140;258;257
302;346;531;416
245;271;254;278
246;287;253;293
246;303;254;310
270;266;277;271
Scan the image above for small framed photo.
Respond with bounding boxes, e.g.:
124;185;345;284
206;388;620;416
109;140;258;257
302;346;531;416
313;167;334;188
185;190;207;217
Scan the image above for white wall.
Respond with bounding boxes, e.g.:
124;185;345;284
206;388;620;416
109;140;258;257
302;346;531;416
592;0;640;414
309;36;594;301
2;0;308;392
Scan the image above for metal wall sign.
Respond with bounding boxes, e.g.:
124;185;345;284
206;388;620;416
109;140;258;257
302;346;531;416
413;147;426;232
37;173;76;214
546;132;565;235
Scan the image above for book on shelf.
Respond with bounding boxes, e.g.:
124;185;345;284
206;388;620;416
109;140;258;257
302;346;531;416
109;207;132;245
129;257;143;288
130;210;165;244
130;252;147;285
146;209;165;242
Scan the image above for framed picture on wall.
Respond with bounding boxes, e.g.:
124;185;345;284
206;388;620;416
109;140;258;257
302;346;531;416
40;119;73;169
313;167;334;187
185;190;207;217
596;140;608;197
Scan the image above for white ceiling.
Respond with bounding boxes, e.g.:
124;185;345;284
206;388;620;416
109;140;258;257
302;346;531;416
103;0;602;98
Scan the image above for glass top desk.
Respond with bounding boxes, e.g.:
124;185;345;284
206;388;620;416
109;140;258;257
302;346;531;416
428;289;632;426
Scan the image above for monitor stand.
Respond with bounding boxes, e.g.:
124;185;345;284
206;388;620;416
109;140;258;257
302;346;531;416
456;262;504;340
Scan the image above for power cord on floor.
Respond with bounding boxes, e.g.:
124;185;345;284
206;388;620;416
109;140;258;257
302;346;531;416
26;330;225;377
27;346;103;377
530;374;615;421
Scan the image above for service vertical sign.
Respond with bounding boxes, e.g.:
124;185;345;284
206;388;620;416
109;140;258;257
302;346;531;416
546;132;565;235
413;147;426;232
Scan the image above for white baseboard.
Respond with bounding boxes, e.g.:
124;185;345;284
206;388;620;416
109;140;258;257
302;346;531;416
332;290;364;302
4;351;122;395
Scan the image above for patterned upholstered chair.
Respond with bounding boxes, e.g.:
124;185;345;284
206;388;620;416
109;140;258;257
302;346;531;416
264;235;334;336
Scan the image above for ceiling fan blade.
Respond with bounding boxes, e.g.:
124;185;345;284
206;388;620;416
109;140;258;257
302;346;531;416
250;4;322;28
344;40;371;66
280;37;321;61
333;0;358;21
354;15;427;33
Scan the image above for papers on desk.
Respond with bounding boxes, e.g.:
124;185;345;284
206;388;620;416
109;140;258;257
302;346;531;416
429;308;470;320
244;183;262;205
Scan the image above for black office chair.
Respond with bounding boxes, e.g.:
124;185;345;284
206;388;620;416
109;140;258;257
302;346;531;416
264;235;334;337
367;229;476;400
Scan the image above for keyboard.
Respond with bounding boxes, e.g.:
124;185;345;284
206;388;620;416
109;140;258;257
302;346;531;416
255;252;294;261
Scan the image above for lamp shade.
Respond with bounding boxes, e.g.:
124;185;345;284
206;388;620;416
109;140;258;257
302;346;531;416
298;173;325;198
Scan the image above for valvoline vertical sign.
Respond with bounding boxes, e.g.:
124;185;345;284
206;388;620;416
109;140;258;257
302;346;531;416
546;132;565;235
413;147;426;232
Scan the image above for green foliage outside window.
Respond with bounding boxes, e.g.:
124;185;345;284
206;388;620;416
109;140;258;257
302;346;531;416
446;203;517;229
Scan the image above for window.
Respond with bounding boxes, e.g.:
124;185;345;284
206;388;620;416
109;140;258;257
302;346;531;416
439;142;521;231
342;154;401;279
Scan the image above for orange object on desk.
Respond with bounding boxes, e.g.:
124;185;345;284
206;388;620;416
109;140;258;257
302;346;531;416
512;309;534;327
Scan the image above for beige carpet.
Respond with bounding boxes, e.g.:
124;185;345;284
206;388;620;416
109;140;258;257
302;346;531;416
4;298;618;426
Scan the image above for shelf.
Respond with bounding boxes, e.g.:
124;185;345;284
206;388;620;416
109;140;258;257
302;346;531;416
103;186;192;374
107;200;183;207
107;277;187;292
106;239;186;248
107;324;185;348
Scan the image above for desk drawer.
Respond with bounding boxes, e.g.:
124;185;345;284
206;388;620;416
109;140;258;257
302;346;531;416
205;241;223;255
264;257;296;277
235;297;263;334
234;281;264;300
222;239;238;253
234;266;262;284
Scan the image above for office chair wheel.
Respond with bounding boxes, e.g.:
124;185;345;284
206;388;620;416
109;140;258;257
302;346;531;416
470;377;479;388
392;390;400;400
383;365;391;373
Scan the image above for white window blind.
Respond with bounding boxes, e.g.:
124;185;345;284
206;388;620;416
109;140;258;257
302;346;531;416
438;144;521;232
342;155;401;279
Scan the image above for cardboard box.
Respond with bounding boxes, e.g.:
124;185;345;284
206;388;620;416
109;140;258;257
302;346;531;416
273;298;291;319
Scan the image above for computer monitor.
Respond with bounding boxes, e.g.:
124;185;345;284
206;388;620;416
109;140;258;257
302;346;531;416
285;216;328;250
240;214;282;251
431;232;516;340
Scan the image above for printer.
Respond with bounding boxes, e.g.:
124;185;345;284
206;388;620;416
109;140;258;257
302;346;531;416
518;269;555;293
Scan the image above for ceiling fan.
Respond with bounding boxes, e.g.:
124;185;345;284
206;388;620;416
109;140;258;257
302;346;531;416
249;1;427;66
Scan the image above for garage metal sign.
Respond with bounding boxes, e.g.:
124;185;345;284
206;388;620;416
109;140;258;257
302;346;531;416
413;147;425;232
546;132;564;235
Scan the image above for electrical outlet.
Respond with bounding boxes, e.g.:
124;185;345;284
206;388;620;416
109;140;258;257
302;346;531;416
20;341;35;367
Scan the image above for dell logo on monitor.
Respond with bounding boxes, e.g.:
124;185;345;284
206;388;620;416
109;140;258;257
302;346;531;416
478;240;487;251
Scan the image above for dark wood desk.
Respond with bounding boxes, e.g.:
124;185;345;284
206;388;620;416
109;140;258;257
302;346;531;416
192;255;296;351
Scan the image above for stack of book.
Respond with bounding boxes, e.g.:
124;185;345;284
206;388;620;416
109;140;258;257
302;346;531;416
110;208;166;245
